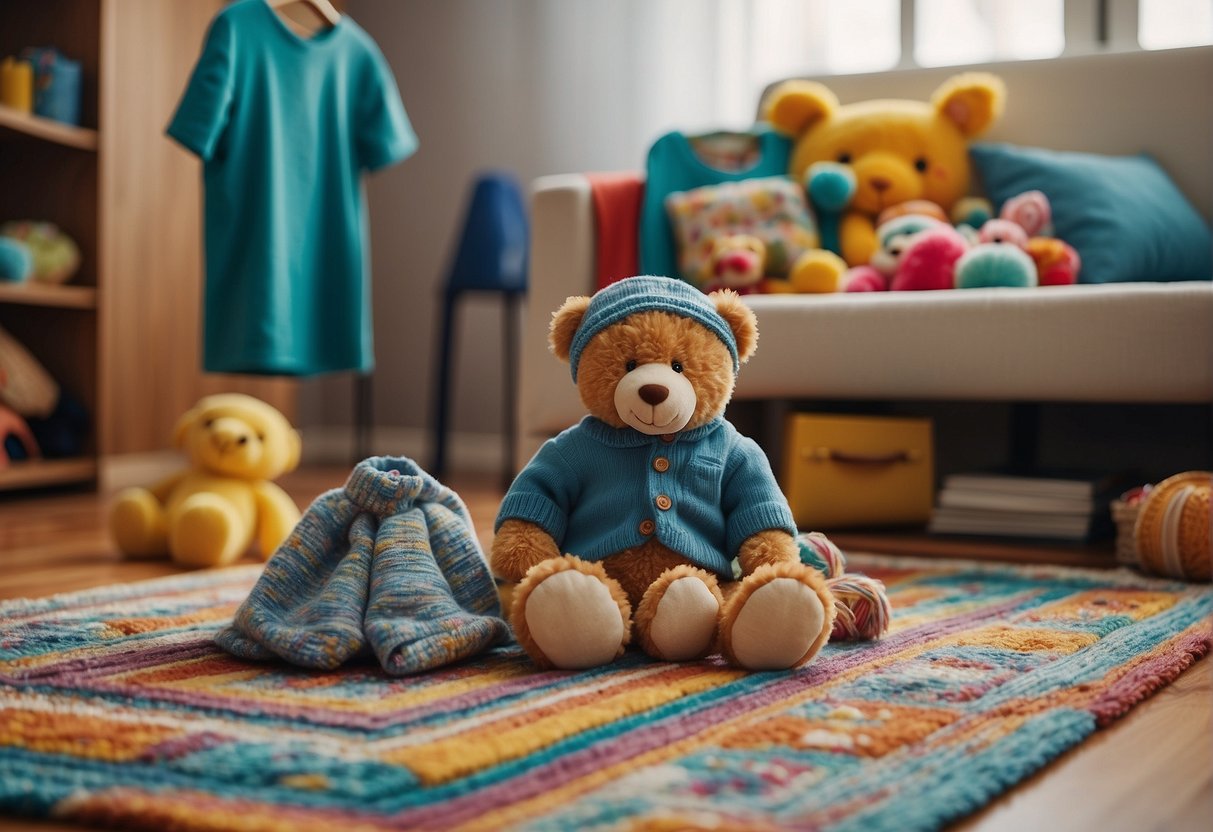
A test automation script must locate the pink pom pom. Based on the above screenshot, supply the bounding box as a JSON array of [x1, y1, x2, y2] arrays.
[[1000, 190, 1053, 237], [827, 574, 891, 641]]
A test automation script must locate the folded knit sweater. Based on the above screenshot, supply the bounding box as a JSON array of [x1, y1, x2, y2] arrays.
[[216, 456, 510, 674]]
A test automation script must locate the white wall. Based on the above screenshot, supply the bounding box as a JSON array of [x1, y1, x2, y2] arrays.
[[300, 0, 767, 453]]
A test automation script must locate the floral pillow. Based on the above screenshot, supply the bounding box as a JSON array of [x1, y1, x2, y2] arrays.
[[664, 176, 818, 286]]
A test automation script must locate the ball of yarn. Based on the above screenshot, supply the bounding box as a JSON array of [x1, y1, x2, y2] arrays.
[[0, 237, 32, 282], [1133, 471, 1211, 582], [797, 531, 846, 579], [827, 574, 891, 640]]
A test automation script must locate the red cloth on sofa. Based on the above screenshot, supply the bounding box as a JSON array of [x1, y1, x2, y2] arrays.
[[587, 172, 644, 290]]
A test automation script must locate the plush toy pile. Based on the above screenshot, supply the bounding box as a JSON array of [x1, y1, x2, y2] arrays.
[[493, 276, 889, 671], [660, 73, 1084, 295]]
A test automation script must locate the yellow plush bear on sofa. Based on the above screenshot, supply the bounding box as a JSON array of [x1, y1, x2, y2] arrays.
[[110, 394, 302, 568], [763, 72, 1005, 277]]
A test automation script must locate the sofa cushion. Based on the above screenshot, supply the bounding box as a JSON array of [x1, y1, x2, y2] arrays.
[[970, 143, 1213, 284]]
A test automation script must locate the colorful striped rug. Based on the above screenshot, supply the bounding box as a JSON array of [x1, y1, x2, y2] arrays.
[[1, 555, 1209, 831]]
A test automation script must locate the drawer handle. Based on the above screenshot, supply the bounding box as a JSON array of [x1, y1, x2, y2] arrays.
[[808, 448, 921, 465]]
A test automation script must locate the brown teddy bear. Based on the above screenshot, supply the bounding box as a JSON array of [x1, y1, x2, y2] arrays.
[[110, 393, 302, 568], [492, 276, 835, 670]]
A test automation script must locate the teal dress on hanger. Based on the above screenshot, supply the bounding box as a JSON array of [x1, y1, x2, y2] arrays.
[[168, 0, 417, 376], [639, 128, 792, 282]]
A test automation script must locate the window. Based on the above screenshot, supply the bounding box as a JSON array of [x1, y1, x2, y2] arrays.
[[915, 0, 1065, 67], [746, 0, 900, 80], [1139, 0, 1213, 49]]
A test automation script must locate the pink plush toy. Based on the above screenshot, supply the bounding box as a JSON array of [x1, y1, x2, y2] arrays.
[[1000, 190, 1053, 237], [889, 225, 969, 291], [977, 218, 1029, 248], [844, 213, 946, 292]]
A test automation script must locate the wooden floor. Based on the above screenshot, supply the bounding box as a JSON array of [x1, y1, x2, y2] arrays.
[[1, 465, 1209, 831]]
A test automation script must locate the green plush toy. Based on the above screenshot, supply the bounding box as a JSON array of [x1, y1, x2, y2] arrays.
[[0, 221, 80, 285]]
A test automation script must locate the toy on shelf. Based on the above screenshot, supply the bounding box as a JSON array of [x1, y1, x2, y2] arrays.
[[0, 403, 39, 468], [493, 276, 838, 671], [764, 72, 1005, 290], [20, 47, 82, 126], [0, 326, 90, 460], [0, 56, 34, 112], [109, 393, 302, 568], [0, 237, 33, 283], [0, 222, 81, 285]]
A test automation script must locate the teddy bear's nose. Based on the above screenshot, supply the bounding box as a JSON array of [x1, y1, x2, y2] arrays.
[[870, 176, 891, 192], [639, 384, 669, 406]]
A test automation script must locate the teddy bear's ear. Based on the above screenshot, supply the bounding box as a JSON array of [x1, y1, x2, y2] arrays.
[[932, 73, 1005, 136], [549, 295, 592, 362], [283, 429, 302, 474], [763, 80, 838, 136], [172, 407, 199, 449], [711, 290, 759, 363]]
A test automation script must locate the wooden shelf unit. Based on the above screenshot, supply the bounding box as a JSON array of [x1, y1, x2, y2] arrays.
[[0, 457, 97, 490], [0, 0, 294, 496], [0, 282, 97, 309], [0, 103, 99, 150]]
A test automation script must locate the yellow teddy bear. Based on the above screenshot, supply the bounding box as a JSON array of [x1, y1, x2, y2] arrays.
[[110, 394, 302, 568], [763, 73, 1005, 287]]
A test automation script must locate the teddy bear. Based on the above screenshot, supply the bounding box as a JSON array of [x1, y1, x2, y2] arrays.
[[110, 393, 302, 568], [491, 276, 835, 671], [763, 72, 1006, 286], [703, 234, 766, 295]]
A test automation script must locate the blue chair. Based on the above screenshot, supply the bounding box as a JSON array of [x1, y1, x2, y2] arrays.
[[431, 172, 528, 485]]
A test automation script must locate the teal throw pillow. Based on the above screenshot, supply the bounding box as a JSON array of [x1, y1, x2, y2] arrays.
[[970, 143, 1212, 283]]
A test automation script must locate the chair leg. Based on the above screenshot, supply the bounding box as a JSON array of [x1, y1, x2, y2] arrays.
[[353, 372, 373, 463], [432, 291, 459, 479], [502, 292, 521, 490]]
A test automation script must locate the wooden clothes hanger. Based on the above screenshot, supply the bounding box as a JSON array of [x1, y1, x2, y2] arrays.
[[266, 0, 341, 28]]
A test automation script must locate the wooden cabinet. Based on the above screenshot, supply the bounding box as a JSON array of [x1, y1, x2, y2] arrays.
[[0, 0, 294, 493]]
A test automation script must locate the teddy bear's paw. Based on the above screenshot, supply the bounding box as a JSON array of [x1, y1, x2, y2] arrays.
[[635, 566, 724, 662], [721, 562, 836, 671], [169, 494, 247, 568], [109, 488, 169, 559], [512, 556, 631, 670], [789, 250, 847, 293]]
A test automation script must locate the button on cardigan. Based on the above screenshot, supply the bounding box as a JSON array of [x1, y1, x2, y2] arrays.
[[495, 417, 797, 579]]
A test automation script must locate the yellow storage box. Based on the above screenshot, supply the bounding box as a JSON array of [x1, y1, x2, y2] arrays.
[[783, 413, 934, 529]]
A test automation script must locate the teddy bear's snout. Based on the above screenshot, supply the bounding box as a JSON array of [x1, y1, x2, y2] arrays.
[[639, 384, 669, 406], [207, 418, 255, 454], [614, 362, 697, 436]]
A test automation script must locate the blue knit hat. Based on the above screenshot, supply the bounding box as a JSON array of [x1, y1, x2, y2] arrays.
[[568, 276, 739, 381]]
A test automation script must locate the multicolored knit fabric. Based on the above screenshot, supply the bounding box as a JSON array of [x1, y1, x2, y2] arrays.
[[2, 555, 1209, 831], [215, 456, 510, 674]]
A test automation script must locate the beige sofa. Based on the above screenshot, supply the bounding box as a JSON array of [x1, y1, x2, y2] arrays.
[[517, 47, 1213, 468]]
